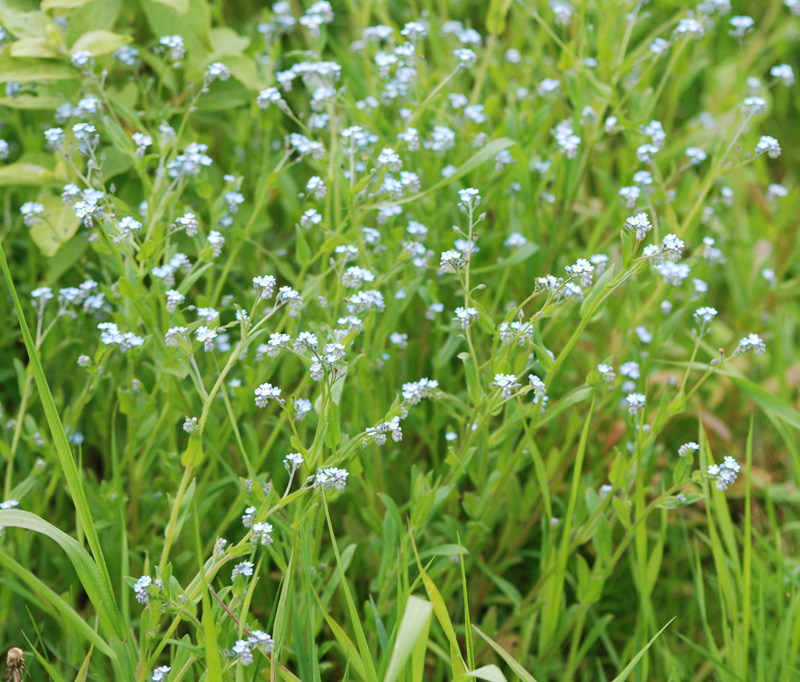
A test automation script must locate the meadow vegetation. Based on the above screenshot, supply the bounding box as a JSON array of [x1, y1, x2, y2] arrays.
[[0, 0, 799, 680]]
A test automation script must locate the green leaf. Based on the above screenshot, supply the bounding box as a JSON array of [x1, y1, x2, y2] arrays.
[[0, 242, 124, 642], [152, 0, 189, 13], [322, 497, 379, 682], [411, 537, 467, 677], [296, 224, 312, 265], [208, 26, 250, 56], [727, 374, 800, 431], [474, 557, 522, 607], [672, 455, 691, 485], [471, 626, 539, 682], [579, 263, 617, 320], [29, 195, 80, 257], [0, 550, 114, 657], [181, 436, 204, 466], [0, 94, 65, 109], [612, 498, 632, 531], [383, 596, 433, 682], [221, 55, 257, 89], [74, 642, 94, 682], [21, 634, 68, 682], [0, 8, 53, 38], [202, 589, 223, 680], [377, 493, 404, 534], [70, 29, 132, 56], [486, 0, 513, 35], [325, 402, 342, 448], [42, 0, 94, 8], [139, 0, 211, 54], [65, 0, 122, 39], [608, 453, 628, 488], [9, 37, 60, 58], [0, 510, 124, 642], [0, 161, 55, 186], [312, 587, 369, 681], [593, 516, 612, 563], [0, 55, 78, 82], [620, 229, 633, 268], [458, 352, 481, 404], [610, 618, 675, 681]]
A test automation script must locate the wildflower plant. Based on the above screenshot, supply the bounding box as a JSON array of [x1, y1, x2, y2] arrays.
[[0, 1, 797, 681]]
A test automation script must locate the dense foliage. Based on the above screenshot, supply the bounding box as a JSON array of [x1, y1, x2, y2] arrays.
[[1, 0, 799, 680]]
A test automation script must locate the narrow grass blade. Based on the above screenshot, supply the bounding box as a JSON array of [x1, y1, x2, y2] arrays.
[[202, 589, 223, 680], [322, 495, 379, 682], [0, 550, 114, 657], [0, 241, 121, 638], [0, 510, 124, 644], [410, 534, 467, 677], [21, 633, 68, 682], [312, 586, 368, 682], [609, 618, 675, 682], [471, 625, 540, 682], [670, 631, 745, 682], [73, 642, 94, 682]]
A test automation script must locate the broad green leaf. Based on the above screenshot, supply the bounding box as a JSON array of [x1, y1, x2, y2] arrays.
[[223, 55, 257, 89], [152, 0, 189, 13], [71, 29, 132, 55], [42, 0, 94, 8], [181, 436, 204, 466], [195, 80, 254, 111], [9, 37, 60, 58], [29, 195, 80, 257], [139, 0, 212, 54], [208, 26, 250, 56], [0, 55, 78, 82], [383, 596, 433, 682], [0, 8, 53, 38], [65, 0, 122, 39], [0, 94, 65, 108], [0, 161, 55, 186]]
